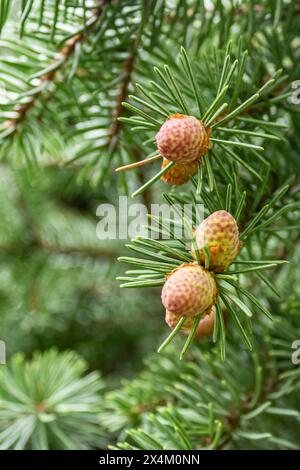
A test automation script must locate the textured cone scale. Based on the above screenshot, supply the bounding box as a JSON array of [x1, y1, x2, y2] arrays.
[[165, 310, 195, 331], [192, 210, 241, 272], [161, 264, 218, 317], [161, 157, 198, 185], [165, 306, 216, 338], [185, 306, 216, 338], [156, 114, 210, 163]]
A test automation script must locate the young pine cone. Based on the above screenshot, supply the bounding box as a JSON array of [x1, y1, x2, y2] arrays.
[[192, 210, 241, 272], [161, 157, 198, 185], [156, 114, 210, 164], [165, 306, 216, 338], [161, 264, 218, 318]]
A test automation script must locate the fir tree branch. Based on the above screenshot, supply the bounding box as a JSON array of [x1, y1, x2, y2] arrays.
[[3, 2, 108, 137]]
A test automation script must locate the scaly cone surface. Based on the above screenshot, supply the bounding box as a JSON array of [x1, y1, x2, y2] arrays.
[[156, 114, 210, 163]]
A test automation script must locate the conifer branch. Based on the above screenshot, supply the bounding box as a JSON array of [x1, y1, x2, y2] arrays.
[[216, 371, 280, 449]]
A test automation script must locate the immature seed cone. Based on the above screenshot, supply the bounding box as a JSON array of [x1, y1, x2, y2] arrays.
[[165, 306, 216, 338], [161, 157, 198, 185], [185, 306, 216, 338], [192, 210, 241, 272], [165, 310, 195, 331], [156, 114, 210, 163], [161, 264, 218, 318]]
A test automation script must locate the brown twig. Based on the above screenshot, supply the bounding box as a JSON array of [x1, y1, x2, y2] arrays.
[[0, 240, 119, 260], [214, 372, 280, 450], [4, 2, 108, 136]]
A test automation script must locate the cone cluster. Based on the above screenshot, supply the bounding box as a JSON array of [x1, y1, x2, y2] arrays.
[[161, 211, 241, 338]]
